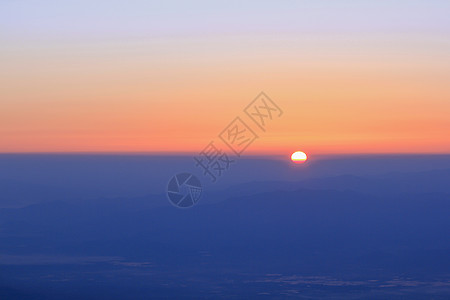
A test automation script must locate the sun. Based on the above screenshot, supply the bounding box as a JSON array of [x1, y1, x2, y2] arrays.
[[291, 151, 307, 163]]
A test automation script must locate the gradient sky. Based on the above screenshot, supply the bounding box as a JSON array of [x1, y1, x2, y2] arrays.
[[1, 0, 449, 154]]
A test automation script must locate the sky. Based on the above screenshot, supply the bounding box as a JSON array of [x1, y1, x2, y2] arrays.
[[1, 0, 449, 155]]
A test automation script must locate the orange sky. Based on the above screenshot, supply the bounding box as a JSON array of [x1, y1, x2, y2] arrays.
[[1, 2, 449, 155]]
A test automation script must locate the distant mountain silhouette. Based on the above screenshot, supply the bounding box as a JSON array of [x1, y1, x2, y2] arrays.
[[1, 155, 449, 299]]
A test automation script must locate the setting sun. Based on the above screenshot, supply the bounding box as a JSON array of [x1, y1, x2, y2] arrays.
[[291, 151, 308, 163]]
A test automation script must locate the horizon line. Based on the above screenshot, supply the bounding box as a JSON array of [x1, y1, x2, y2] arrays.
[[0, 151, 449, 157]]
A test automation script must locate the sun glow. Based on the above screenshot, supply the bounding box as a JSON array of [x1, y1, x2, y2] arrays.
[[291, 151, 307, 163]]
